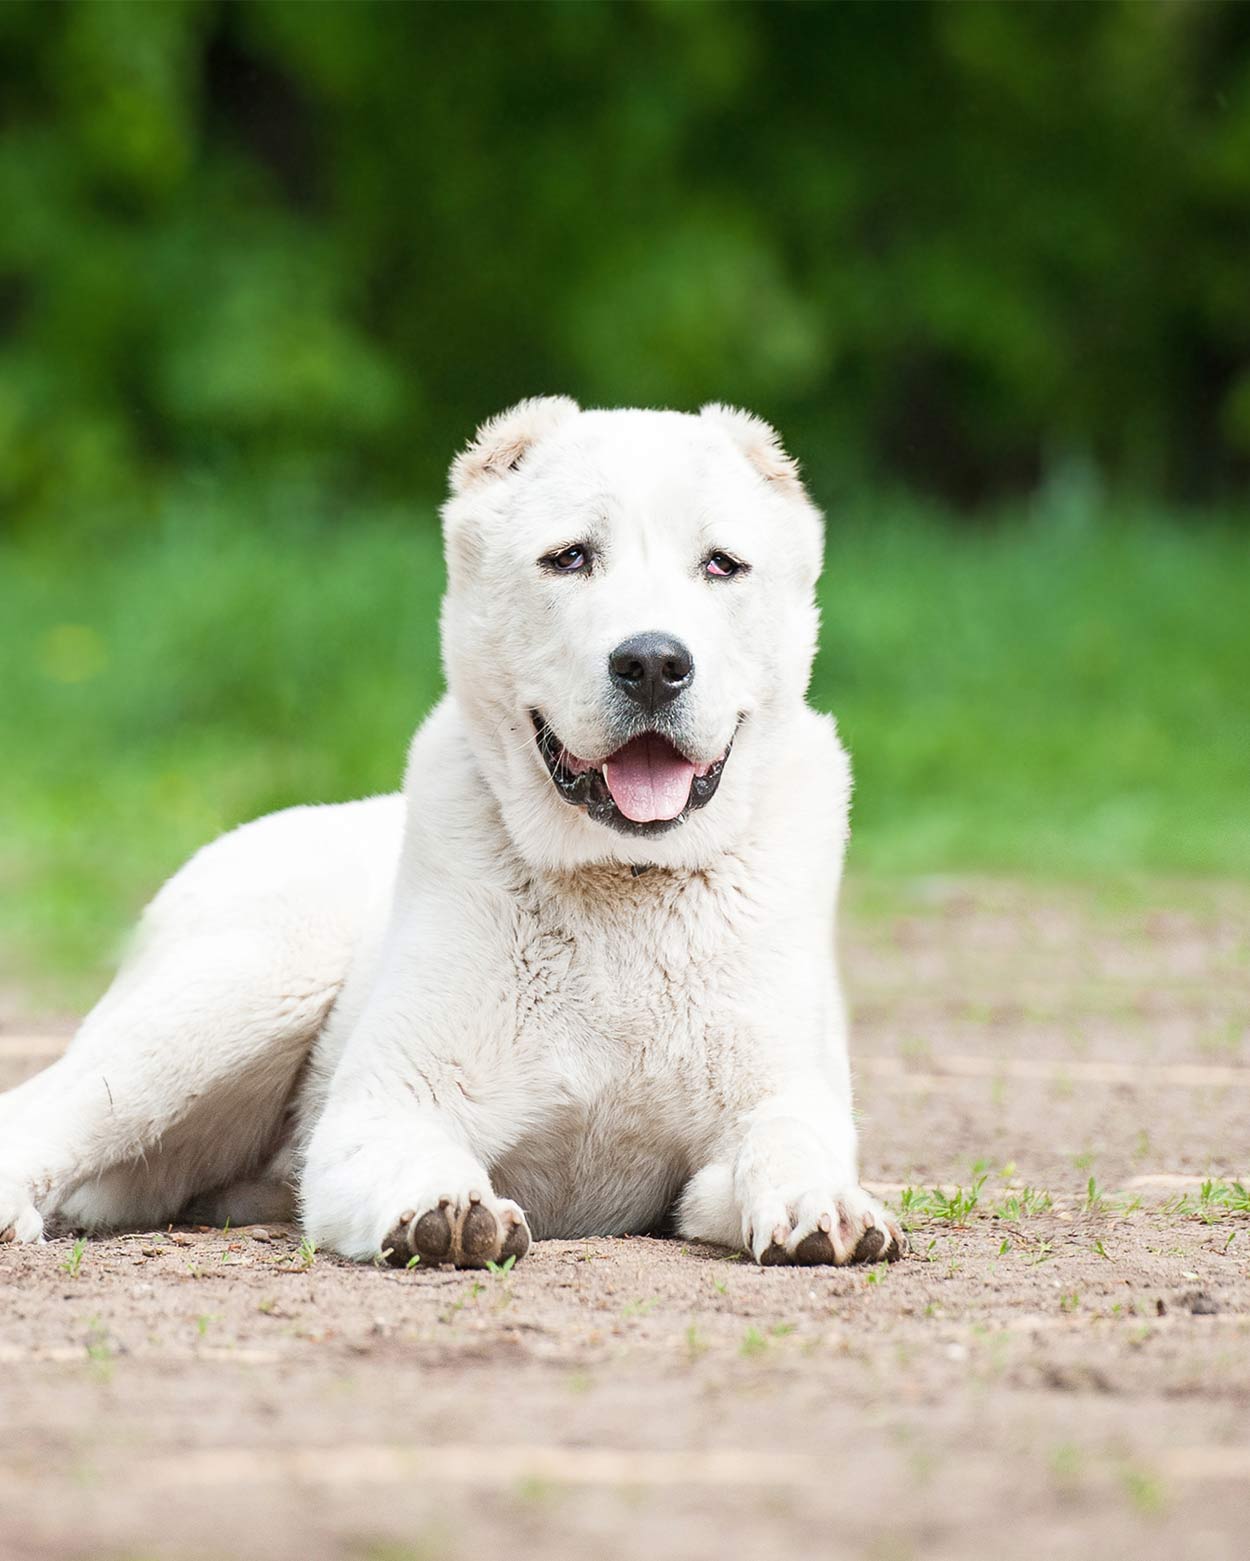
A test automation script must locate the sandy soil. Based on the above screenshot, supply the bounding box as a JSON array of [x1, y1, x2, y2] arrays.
[[1, 878, 1247, 1561]]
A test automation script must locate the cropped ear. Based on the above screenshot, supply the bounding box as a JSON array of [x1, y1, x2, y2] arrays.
[[450, 396, 580, 494], [699, 403, 806, 497]]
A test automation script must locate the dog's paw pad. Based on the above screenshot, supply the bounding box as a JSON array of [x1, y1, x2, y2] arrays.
[[383, 1193, 531, 1271], [461, 1201, 501, 1261], [412, 1204, 455, 1262], [853, 1225, 887, 1264], [500, 1213, 531, 1264], [745, 1186, 906, 1268], [793, 1228, 837, 1265]]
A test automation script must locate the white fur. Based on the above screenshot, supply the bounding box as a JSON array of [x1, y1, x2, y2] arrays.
[[0, 401, 903, 1268]]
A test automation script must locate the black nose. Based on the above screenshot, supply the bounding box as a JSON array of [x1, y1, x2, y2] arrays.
[[608, 632, 694, 710]]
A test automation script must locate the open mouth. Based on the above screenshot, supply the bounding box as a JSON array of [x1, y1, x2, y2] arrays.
[[531, 713, 733, 836]]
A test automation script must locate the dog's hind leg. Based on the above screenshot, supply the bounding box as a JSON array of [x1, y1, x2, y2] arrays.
[[0, 796, 402, 1241], [178, 1140, 301, 1229], [1, 930, 339, 1237], [65, 1136, 302, 1233]]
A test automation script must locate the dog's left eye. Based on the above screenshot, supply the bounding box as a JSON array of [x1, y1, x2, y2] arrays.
[[705, 551, 745, 579], [541, 544, 590, 573]]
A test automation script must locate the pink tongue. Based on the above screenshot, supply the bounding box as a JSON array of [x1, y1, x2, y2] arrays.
[[602, 734, 697, 823]]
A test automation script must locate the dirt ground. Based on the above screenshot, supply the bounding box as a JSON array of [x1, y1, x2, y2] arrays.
[[2, 877, 1248, 1561]]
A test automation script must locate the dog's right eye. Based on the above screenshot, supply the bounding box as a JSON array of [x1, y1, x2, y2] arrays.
[[541, 544, 591, 574]]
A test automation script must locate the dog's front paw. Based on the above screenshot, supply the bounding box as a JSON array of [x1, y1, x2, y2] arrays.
[[381, 1189, 531, 1270], [745, 1184, 905, 1267], [0, 1178, 44, 1244]]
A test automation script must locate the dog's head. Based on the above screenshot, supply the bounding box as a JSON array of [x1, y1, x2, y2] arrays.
[[440, 398, 825, 870]]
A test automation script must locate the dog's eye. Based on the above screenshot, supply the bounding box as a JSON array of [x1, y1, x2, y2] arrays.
[[542, 544, 590, 574], [705, 551, 745, 579]]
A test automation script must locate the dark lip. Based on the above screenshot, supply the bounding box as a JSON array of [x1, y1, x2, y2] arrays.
[[530, 711, 735, 837]]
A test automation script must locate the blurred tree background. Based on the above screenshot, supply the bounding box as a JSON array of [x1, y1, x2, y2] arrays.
[[1, 0, 1248, 1001], [6, 0, 1250, 526]]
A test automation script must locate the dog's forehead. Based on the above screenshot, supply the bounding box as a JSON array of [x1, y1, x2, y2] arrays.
[[530, 410, 745, 516]]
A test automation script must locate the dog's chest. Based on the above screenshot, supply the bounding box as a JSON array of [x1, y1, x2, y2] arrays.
[[491, 867, 765, 1235], [512, 864, 757, 1063]]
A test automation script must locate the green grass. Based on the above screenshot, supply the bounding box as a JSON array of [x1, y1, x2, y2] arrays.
[[2, 489, 1247, 1003], [820, 504, 1250, 881], [898, 1172, 989, 1228]]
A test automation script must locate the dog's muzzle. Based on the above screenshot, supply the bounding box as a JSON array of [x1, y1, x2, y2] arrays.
[[530, 712, 733, 837]]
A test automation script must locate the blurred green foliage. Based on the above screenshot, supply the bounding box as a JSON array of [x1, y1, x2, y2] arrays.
[[5, 0, 1250, 529]]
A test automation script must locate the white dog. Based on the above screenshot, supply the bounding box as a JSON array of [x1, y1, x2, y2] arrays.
[[0, 400, 904, 1270]]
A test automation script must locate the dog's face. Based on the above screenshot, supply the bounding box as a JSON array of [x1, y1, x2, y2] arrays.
[[441, 399, 825, 870]]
